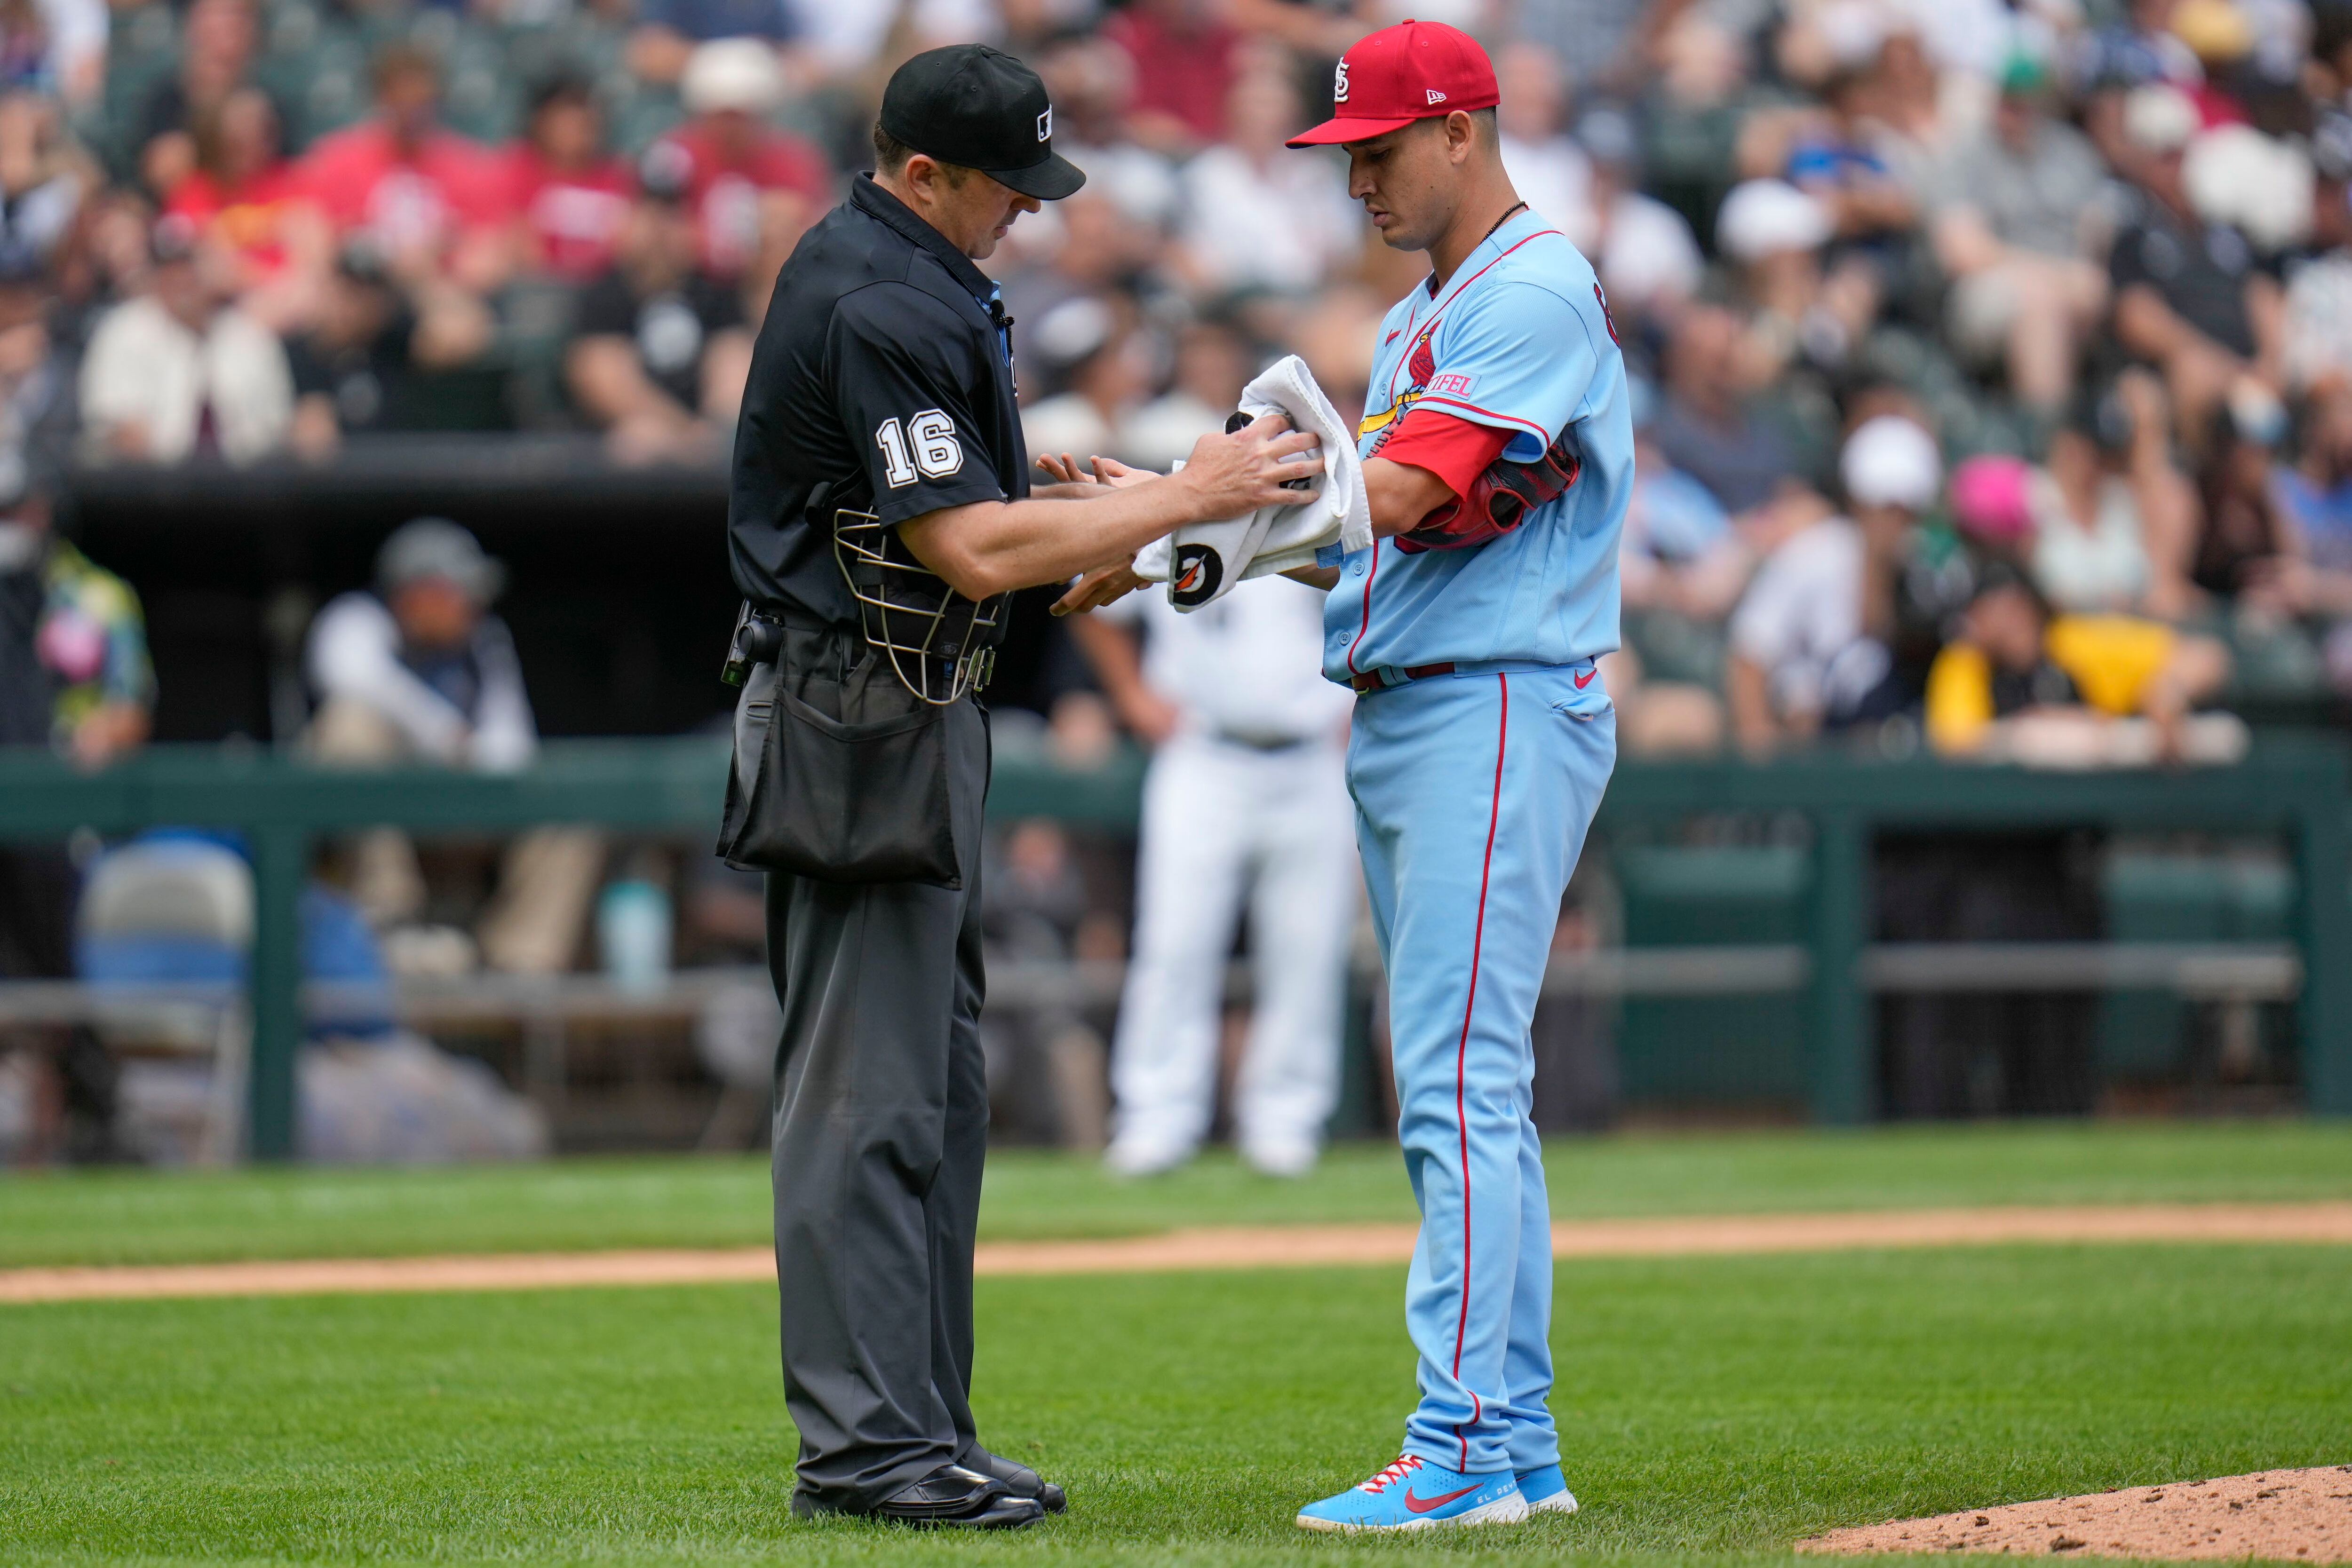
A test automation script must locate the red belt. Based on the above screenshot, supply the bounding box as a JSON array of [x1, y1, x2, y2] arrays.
[[1349, 661, 1456, 694]]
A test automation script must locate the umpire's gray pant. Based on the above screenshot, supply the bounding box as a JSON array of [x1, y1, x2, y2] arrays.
[[758, 673, 992, 1513]]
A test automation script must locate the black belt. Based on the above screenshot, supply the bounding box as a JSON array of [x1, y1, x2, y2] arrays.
[[1212, 728, 1318, 752], [1349, 661, 1456, 694]]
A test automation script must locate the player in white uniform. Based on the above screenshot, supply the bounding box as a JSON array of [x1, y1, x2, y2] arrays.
[[1069, 575, 1357, 1177]]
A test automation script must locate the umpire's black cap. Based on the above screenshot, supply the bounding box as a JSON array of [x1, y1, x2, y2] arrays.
[[879, 44, 1086, 201]]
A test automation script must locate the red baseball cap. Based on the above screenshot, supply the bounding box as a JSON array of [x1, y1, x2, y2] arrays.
[[1286, 20, 1500, 148]]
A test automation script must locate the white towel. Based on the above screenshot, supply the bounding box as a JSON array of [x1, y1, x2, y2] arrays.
[[1130, 355, 1371, 610]]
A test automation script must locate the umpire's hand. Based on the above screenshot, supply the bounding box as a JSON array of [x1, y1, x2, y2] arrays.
[[1179, 414, 1324, 518], [1042, 423, 1322, 616]]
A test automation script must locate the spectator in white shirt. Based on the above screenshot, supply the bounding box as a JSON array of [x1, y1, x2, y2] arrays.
[[1725, 491, 1884, 756], [1178, 66, 1361, 297], [1019, 295, 1154, 467], [792, 0, 998, 79], [308, 519, 536, 772], [1491, 60, 1702, 331], [1495, 42, 1596, 244], [79, 215, 292, 466], [306, 519, 601, 974], [1724, 416, 1943, 754], [22, 0, 105, 105], [1574, 104, 1706, 326], [1120, 317, 1255, 473], [1037, 36, 1183, 233]]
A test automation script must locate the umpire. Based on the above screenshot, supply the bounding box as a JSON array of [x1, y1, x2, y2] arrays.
[[722, 44, 1318, 1530]]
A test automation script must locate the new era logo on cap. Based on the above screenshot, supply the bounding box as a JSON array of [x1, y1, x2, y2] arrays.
[[1287, 20, 1498, 147]]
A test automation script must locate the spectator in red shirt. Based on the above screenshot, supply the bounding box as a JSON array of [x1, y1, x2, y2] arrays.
[[163, 86, 328, 330], [297, 44, 509, 291], [1099, 0, 1242, 154], [502, 74, 633, 283], [648, 40, 831, 297]]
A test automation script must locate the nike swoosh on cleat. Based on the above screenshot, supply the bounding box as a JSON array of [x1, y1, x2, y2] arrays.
[[1404, 1485, 1482, 1513]]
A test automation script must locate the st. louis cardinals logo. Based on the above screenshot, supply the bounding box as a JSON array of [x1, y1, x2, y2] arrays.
[[1357, 327, 1438, 453], [1333, 58, 1350, 103]]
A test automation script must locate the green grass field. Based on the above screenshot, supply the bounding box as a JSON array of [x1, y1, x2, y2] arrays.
[[5, 1120, 2352, 1268], [3, 1125, 2349, 1565]]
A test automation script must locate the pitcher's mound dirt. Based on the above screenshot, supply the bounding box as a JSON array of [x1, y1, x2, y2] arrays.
[[1801, 1467, 2352, 1561]]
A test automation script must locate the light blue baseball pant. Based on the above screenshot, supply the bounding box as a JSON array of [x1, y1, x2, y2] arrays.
[[1347, 660, 1616, 1476]]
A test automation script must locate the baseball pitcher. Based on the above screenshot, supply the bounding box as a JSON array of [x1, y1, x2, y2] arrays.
[[1282, 20, 1629, 1532], [1050, 18, 1629, 1529]]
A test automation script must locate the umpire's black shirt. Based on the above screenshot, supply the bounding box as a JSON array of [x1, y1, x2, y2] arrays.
[[728, 174, 1025, 628]]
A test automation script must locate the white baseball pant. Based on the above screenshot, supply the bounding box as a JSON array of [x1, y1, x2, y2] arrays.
[[1108, 731, 1358, 1168]]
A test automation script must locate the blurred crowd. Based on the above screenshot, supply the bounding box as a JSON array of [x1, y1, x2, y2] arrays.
[[981, 0, 2352, 756], [0, 0, 2336, 748], [12, 0, 2352, 1158]]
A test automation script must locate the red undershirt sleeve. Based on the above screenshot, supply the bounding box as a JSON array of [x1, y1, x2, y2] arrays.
[[1375, 405, 1514, 503]]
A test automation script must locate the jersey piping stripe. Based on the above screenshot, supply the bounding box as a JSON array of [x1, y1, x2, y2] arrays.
[[1430, 228, 1564, 316], [1379, 228, 1567, 413], [1450, 670, 1509, 1470], [1345, 537, 1381, 677], [1411, 394, 1550, 444]]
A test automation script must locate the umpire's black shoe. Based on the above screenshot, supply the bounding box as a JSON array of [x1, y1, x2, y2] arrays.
[[872, 1464, 1045, 1529], [962, 1446, 1068, 1513]]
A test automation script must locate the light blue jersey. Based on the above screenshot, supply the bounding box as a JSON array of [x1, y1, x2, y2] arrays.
[[1321, 208, 1632, 685], [1325, 205, 1628, 1482]]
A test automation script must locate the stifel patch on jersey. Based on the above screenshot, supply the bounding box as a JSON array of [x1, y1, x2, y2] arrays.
[[1430, 372, 1475, 396]]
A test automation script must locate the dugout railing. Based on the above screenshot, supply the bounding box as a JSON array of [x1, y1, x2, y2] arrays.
[[0, 734, 2345, 1158]]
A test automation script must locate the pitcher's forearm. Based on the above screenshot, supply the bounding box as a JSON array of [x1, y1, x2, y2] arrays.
[[1364, 455, 1456, 538]]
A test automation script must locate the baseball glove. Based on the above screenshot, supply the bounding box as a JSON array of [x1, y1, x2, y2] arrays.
[[1394, 427, 1581, 554]]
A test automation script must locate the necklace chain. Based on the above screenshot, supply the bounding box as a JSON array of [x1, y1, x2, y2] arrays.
[[1428, 201, 1531, 299], [1479, 200, 1528, 246]]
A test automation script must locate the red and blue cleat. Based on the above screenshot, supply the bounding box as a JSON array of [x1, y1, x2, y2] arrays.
[[1294, 1454, 1528, 1533], [1516, 1463, 1580, 1515]]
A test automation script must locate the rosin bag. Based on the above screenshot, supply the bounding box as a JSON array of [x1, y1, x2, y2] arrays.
[[717, 624, 978, 888]]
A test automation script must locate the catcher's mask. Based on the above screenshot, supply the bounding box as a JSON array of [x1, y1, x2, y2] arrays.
[[833, 508, 1007, 705]]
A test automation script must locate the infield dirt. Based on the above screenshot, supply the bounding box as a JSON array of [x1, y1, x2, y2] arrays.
[[4, 1200, 2350, 1303], [1802, 1467, 2352, 1561]]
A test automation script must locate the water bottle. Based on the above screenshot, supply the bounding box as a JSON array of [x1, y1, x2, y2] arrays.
[[597, 874, 672, 996]]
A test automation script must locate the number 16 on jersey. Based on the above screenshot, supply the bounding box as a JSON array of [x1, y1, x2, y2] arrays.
[[876, 411, 964, 488]]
